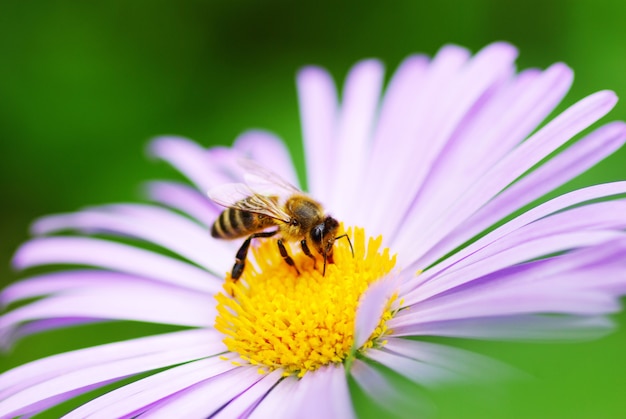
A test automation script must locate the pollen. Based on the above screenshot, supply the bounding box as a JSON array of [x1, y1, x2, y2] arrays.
[[214, 226, 397, 378]]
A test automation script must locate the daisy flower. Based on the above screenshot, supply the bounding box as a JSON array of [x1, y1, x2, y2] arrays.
[[2, 41, 626, 418]]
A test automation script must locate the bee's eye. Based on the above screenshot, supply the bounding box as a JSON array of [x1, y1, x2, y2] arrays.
[[312, 224, 324, 242]]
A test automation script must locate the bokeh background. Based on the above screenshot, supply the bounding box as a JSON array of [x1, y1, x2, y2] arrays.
[[1, 0, 626, 417]]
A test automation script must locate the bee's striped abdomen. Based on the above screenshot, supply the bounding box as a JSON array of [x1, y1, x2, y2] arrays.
[[211, 208, 261, 239]]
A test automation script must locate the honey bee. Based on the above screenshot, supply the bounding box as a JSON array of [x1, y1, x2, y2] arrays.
[[208, 160, 353, 281]]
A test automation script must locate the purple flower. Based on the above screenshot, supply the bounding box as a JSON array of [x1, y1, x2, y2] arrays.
[[2, 42, 626, 418]]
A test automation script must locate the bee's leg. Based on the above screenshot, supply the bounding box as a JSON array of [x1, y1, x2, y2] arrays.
[[232, 230, 277, 281], [300, 239, 316, 269], [277, 239, 300, 275]]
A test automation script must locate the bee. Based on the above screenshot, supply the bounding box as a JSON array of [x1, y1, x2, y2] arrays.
[[208, 160, 353, 281]]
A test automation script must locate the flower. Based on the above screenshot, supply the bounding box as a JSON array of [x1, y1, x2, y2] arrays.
[[2, 41, 626, 418]]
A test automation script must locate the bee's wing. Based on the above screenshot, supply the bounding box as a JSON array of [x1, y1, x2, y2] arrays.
[[238, 158, 302, 197], [207, 182, 253, 208], [207, 182, 292, 223]]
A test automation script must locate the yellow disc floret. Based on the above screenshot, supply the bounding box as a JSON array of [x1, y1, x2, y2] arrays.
[[214, 226, 397, 378]]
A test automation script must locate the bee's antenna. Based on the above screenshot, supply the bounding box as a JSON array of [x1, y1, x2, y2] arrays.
[[334, 234, 354, 258], [323, 253, 327, 276]]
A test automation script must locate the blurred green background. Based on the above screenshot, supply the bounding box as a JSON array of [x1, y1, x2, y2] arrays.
[[1, 0, 626, 417]]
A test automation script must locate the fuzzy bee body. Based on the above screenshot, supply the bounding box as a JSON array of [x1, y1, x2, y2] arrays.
[[208, 161, 352, 281], [211, 197, 277, 239]]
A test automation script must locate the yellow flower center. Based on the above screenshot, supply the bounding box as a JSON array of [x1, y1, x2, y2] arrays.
[[214, 227, 397, 377]]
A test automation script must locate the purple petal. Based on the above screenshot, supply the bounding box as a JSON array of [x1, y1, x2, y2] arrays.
[[0, 330, 224, 417], [359, 43, 518, 239], [328, 59, 384, 217], [354, 277, 397, 349], [393, 240, 626, 331], [142, 366, 264, 419], [349, 52, 431, 227], [390, 315, 615, 341], [297, 66, 338, 201], [418, 121, 626, 268], [404, 230, 624, 305], [145, 181, 220, 228], [394, 90, 618, 262], [30, 204, 232, 275], [12, 237, 220, 292], [1, 277, 214, 341], [248, 375, 301, 419], [366, 346, 515, 389], [149, 136, 216, 192], [212, 370, 283, 419], [379, 338, 523, 383], [284, 365, 354, 419], [350, 359, 436, 417], [63, 357, 242, 419], [233, 130, 300, 187], [404, 184, 626, 297], [1, 270, 213, 307], [353, 44, 471, 237], [394, 63, 573, 250]]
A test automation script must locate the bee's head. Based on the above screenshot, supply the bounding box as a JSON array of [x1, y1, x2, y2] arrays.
[[310, 216, 339, 259]]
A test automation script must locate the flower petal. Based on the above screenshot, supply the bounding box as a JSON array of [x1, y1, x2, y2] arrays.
[[297, 66, 338, 200], [212, 370, 283, 419], [407, 183, 626, 293], [418, 121, 626, 267], [390, 314, 615, 341], [354, 277, 397, 349], [394, 63, 574, 247], [142, 365, 265, 419], [0, 330, 224, 418], [233, 130, 300, 187], [12, 237, 219, 292], [393, 239, 626, 334], [1, 277, 214, 340], [329, 59, 384, 216], [394, 89, 618, 261], [145, 180, 219, 228], [248, 375, 300, 419], [350, 359, 435, 417], [31, 204, 232, 275], [354, 44, 471, 235], [288, 365, 354, 419], [64, 356, 244, 419], [149, 136, 216, 192], [378, 338, 523, 383]]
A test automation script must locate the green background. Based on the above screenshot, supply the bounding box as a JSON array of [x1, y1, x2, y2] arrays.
[[1, 0, 626, 417]]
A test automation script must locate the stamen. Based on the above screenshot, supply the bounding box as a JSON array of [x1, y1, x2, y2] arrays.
[[214, 227, 397, 377]]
